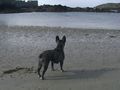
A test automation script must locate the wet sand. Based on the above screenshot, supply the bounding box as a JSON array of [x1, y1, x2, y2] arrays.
[[0, 26, 120, 90]]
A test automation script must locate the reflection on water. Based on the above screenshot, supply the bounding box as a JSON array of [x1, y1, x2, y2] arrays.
[[0, 12, 120, 29]]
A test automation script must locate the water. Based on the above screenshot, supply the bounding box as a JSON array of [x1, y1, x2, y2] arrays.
[[0, 12, 120, 29]]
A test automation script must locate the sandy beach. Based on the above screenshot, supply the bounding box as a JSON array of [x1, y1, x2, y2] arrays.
[[0, 26, 120, 90]]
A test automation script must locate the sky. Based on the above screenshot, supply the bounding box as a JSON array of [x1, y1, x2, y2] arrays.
[[26, 0, 120, 7]]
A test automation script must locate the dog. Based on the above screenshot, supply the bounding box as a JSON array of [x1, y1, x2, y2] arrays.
[[37, 35, 66, 80]]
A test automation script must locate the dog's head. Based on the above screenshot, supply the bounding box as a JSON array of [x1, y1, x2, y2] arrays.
[[56, 35, 66, 50]]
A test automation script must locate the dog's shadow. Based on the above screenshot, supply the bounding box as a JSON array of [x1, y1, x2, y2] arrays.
[[48, 68, 119, 80]]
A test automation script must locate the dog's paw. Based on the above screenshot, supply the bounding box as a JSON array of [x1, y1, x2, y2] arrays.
[[60, 70, 65, 72], [40, 77, 45, 80], [40, 77, 42, 80], [38, 75, 41, 78]]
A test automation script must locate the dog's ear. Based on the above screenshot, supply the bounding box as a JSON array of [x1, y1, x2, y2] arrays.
[[56, 36, 60, 42], [62, 35, 66, 43]]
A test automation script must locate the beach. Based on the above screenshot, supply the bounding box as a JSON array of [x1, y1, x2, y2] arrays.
[[0, 26, 120, 90]]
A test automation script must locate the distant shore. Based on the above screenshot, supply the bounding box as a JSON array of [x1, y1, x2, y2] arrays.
[[0, 3, 120, 14]]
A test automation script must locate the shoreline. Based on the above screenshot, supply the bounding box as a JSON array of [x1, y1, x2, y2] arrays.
[[1, 25, 120, 31]]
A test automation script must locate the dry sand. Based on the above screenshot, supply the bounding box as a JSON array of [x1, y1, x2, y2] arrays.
[[0, 26, 120, 90]]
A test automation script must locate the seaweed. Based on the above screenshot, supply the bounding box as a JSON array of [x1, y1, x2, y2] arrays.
[[3, 67, 25, 74]]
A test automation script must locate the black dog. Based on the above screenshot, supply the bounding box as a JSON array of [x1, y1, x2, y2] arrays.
[[38, 36, 66, 80]]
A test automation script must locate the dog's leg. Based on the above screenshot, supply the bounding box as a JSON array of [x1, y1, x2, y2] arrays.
[[38, 60, 42, 77], [51, 62, 55, 71], [60, 61, 64, 72], [41, 61, 50, 80]]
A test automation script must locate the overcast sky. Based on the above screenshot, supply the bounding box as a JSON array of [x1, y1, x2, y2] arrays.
[[33, 0, 120, 7]]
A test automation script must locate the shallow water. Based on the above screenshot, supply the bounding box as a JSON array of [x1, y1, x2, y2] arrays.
[[0, 12, 120, 29]]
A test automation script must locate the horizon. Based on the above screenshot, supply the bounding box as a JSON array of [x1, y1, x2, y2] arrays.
[[33, 0, 120, 7]]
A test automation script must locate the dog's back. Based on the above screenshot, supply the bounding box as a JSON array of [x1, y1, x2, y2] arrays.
[[39, 48, 64, 63]]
